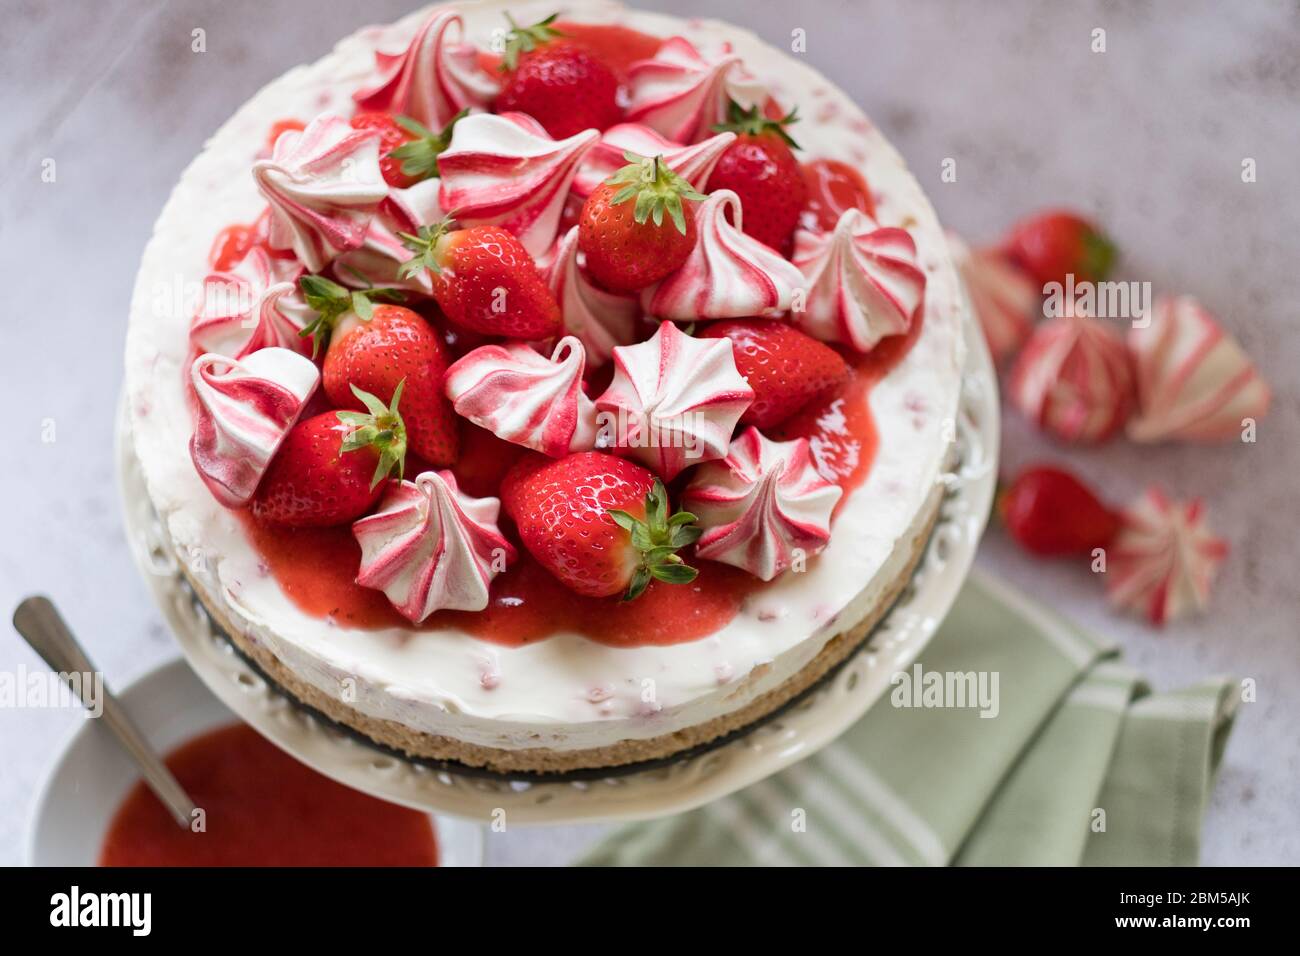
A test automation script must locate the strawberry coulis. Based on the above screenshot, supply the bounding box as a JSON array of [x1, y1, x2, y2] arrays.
[[99, 723, 437, 866], [800, 158, 877, 229], [236, 318, 920, 646]]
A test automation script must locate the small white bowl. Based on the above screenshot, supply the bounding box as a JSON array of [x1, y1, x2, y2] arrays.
[[25, 656, 483, 866]]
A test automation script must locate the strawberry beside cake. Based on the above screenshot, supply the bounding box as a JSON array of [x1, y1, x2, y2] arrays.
[[125, 0, 967, 773]]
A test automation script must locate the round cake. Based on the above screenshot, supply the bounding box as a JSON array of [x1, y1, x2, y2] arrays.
[[124, 0, 967, 774]]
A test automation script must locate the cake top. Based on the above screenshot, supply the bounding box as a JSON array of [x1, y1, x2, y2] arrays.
[[138, 2, 957, 651]]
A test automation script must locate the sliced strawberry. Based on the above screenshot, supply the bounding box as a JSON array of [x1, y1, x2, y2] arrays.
[[578, 153, 705, 293], [705, 100, 807, 256], [399, 220, 561, 340], [251, 387, 407, 527], [998, 464, 1121, 556], [501, 452, 701, 599], [1003, 210, 1117, 288], [698, 320, 850, 429]]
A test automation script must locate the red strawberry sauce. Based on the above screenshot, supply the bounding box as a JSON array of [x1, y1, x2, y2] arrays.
[[237, 316, 920, 647], [800, 158, 877, 229], [99, 723, 437, 867]]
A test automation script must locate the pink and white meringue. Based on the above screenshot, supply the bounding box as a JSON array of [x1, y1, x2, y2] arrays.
[[253, 113, 387, 272], [538, 226, 637, 364], [332, 179, 445, 293], [1009, 306, 1134, 443], [626, 36, 766, 144], [641, 190, 805, 321], [437, 112, 599, 257], [189, 347, 320, 508], [353, 470, 515, 623], [444, 336, 599, 458], [683, 427, 841, 581], [352, 9, 499, 129], [595, 319, 753, 479], [190, 247, 311, 359], [1127, 295, 1271, 443], [1106, 487, 1228, 626], [791, 208, 927, 353], [946, 230, 1039, 364], [571, 123, 736, 198]]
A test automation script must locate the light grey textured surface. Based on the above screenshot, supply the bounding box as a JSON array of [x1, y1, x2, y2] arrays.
[[1, 0, 1296, 866]]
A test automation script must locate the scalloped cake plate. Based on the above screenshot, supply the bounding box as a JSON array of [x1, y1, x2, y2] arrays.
[[114, 306, 997, 826]]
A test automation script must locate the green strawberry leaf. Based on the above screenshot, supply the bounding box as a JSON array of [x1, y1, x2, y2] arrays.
[[389, 109, 468, 182], [607, 479, 702, 601], [336, 380, 407, 489], [398, 219, 455, 279], [711, 98, 802, 151], [604, 153, 707, 236], [500, 12, 566, 72]]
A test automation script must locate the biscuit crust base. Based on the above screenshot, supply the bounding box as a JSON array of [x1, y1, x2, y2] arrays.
[[184, 493, 941, 775]]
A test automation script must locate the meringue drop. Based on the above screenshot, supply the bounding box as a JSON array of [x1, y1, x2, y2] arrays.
[[437, 112, 599, 257], [1009, 305, 1134, 444], [352, 9, 499, 128], [190, 246, 312, 359], [189, 348, 320, 507], [791, 208, 927, 353], [683, 427, 841, 581], [444, 336, 599, 458], [353, 470, 515, 623], [946, 230, 1038, 364], [332, 179, 445, 293], [1127, 295, 1271, 443], [571, 124, 736, 198], [538, 226, 637, 365], [1106, 487, 1228, 626], [641, 190, 805, 321], [626, 36, 766, 144], [595, 319, 753, 480], [253, 113, 387, 272]]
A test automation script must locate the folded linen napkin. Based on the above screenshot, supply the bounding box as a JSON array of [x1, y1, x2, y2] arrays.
[[579, 570, 1238, 866]]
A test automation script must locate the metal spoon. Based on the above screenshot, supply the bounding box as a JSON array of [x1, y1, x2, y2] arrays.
[[12, 595, 197, 829]]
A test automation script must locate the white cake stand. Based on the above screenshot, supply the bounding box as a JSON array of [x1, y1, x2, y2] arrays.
[[116, 313, 998, 825]]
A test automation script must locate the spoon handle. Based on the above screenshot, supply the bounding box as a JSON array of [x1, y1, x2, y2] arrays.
[[12, 596, 197, 829]]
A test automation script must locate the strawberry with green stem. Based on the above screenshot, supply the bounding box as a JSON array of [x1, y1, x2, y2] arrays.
[[252, 383, 407, 527], [298, 274, 458, 466], [398, 219, 562, 340], [705, 99, 807, 255], [501, 452, 701, 600], [578, 152, 707, 294]]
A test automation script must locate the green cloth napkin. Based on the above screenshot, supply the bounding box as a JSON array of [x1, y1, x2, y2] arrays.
[[579, 570, 1238, 867]]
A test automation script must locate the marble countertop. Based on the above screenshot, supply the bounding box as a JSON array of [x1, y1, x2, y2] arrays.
[[1, 0, 1296, 866]]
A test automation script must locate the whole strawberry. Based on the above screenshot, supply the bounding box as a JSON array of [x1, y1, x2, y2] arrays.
[[252, 386, 407, 527], [399, 220, 561, 340], [704, 100, 807, 255], [1003, 210, 1117, 288], [351, 109, 465, 187], [501, 452, 701, 599], [298, 278, 457, 466], [998, 464, 1121, 556], [578, 153, 706, 293], [698, 320, 849, 429], [492, 14, 620, 139]]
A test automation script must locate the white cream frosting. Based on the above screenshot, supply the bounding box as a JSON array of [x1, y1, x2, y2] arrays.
[[572, 124, 736, 198], [253, 112, 388, 272], [188, 347, 320, 508], [792, 208, 927, 353], [641, 189, 805, 321], [352, 8, 499, 128], [684, 428, 842, 581], [354, 470, 515, 623], [595, 319, 753, 480], [190, 246, 312, 359], [444, 336, 598, 458], [626, 35, 766, 144], [124, 0, 966, 755], [537, 225, 637, 365], [437, 111, 599, 257]]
